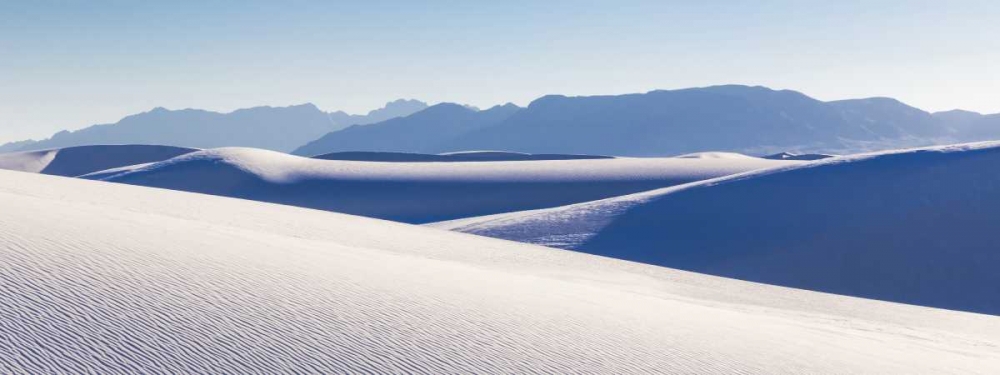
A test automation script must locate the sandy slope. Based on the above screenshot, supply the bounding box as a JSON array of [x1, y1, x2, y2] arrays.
[[83, 147, 796, 223], [314, 150, 612, 162], [762, 151, 838, 160], [433, 141, 1000, 314], [0, 144, 196, 177], [1, 169, 998, 373]]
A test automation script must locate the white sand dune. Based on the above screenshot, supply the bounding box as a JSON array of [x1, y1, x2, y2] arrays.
[[433, 141, 1000, 314], [1, 169, 998, 373], [314, 150, 613, 162], [674, 151, 763, 159], [83, 147, 796, 223], [762, 151, 838, 160], [0, 144, 196, 177]]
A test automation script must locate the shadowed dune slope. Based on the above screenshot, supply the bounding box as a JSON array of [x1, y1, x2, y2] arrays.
[[435, 142, 1000, 314], [0, 144, 197, 177], [85, 148, 796, 223]]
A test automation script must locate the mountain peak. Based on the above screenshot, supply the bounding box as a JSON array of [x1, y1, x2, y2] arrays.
[[488, 102, 520, 110], [381, 98, 426, 109], [526, 95, 569, 108], [367, 99, 428, 116], [831, 96, 905, 105], [934, 109, 983, 117]]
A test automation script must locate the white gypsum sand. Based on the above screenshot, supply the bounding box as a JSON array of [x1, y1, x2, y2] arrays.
[[0, 168, 998, 373]]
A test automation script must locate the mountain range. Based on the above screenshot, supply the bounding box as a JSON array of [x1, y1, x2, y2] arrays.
[[0, 99, 427, 153], [293, 103, 521, 156], [5, 86, 1000, 157], [295, 85, 1000, 156]]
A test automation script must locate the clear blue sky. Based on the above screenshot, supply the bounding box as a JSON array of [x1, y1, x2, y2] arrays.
[[1, 0, 998, 143]]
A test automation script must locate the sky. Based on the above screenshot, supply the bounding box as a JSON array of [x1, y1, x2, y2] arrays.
[[1, 0, 998, 143]]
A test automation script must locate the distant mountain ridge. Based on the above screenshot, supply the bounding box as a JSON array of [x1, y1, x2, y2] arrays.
[[0, 100, 428, 153], [6, 86, 1000, 157], [293, 103, 521, 156], [934, 111, 1000, 142], [327, 99, 428, 128], [296, 86, 1000, 157]]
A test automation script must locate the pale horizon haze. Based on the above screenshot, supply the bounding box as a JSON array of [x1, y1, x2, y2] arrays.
[[1, 0, 998, 143]]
